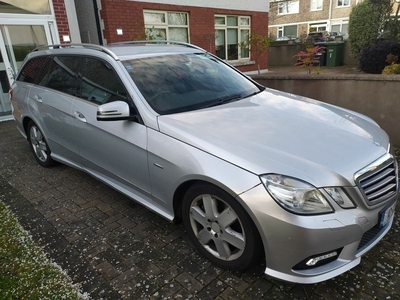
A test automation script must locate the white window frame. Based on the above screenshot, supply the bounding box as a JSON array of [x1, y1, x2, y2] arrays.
[[278, 26, 283, 38], [278, 0, 299, 15], [214, 15, 251, 62], [330, 22, 349, 39], [311, 0, 323, 11], [337, 0, 350, 8], [309, 23, 327, 32], [143, 10, 190, 43]]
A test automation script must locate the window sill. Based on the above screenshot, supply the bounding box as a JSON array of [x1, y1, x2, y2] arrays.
[[229, 60, 255, 67], [277, 12, 299, 15]]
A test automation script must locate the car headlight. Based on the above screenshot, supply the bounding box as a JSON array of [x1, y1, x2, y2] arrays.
[[324, 187, 356, 209], [260, 174, 333, 215]]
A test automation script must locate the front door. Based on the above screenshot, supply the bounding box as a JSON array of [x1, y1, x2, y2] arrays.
[[72, 57, 152, 195], [0, 23, 53, 119]]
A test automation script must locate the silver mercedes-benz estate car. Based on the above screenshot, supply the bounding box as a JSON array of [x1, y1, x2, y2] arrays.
[[10, 41, 398, 284]]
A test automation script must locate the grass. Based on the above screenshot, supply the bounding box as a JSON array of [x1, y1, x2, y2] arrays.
[[0, 200, 88, 300]]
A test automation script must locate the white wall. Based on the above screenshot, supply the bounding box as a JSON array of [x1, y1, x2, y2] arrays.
[[128, 0, 269, 12]]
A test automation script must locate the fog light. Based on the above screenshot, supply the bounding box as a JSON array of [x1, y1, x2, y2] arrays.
[[306, 251, 338, 266]]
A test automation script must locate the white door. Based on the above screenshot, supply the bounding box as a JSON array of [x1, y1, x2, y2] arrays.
[[0, 23, 53, 118]]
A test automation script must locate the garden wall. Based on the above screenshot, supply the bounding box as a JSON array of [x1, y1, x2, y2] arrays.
[[251, 73, 400, 147], [268, 41, 358, 66]]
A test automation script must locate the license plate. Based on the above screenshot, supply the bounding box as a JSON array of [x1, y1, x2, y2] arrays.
[[379, 202, 396, 229]]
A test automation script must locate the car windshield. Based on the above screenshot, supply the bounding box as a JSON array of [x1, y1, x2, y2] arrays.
[[122, 52, 262, 114]]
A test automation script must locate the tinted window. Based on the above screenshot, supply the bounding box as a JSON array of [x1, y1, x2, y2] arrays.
[[79, 58, 127, 105], [45, 56, 79, 96], [17, 56, 50, 84]]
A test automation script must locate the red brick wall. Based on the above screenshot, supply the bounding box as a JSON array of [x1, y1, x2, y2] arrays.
[[100, 0, 269, 71], [52, 0, 70, 44]]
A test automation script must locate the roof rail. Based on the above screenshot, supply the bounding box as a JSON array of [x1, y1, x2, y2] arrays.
[[109, 40, 206, 52], [31, 43, 119, 60]]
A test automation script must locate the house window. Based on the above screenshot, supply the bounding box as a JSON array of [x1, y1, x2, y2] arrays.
[[277, 25, 298, 39], [215, 15, 250, 61], [278, 27, 284, 38], [342, 23, 349, 39], [331, 24, 341, 33], [143, 10, 189, 42], [311, 0, 323, 11], [331, 23, 349, 39], [310, 23, 327, 32], [278, 1, 299, 15], [337, 0, 350, 7], [284, 25, 298, 38], [0, 0, 51, 14]]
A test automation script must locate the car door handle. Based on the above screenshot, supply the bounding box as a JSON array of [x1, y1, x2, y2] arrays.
[[33, 94, 42, 103], [74, 111, 87, 123]]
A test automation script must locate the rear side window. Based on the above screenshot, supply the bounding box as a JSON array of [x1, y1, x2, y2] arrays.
[[44, 56, 80, 97], [17, 56, 50, 84], [79, 57, 127, 105]]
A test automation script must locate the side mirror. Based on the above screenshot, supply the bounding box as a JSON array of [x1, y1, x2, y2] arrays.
[[97, 101, 135, 121]]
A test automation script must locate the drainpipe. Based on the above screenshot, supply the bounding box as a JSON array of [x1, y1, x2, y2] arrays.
[[328, 0, 333, 31], [93, 0, 104, 45]]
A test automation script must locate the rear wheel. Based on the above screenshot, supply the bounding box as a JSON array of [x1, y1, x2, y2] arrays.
[[27, 121, 55, 167], [182, 183, 262, 271]]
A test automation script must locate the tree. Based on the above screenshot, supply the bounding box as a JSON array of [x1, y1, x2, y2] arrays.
[[348, 1, 384, 59], [239, 34, 271, 74], [382, 0, 400, 41], [293, 45, 326, 74]]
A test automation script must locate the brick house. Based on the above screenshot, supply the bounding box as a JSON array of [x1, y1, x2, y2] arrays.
[[268, 0, 364, 40], [92, 0, 269, 73]]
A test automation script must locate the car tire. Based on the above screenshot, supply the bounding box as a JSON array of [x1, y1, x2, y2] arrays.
[[182, 182, 262, 271], [27, 121, 55, 167]]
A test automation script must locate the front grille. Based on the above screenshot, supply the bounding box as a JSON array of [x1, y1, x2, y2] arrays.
[[357, 157, 398, 206]]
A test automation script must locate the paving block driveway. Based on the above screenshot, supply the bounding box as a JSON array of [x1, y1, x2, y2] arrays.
[[0, 120, 399, 300]]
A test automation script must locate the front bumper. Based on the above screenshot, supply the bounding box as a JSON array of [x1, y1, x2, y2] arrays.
[[239, 184, 398, 284]]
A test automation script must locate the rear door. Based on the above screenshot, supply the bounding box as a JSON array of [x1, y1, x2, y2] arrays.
[[12, 56, 49, 128], [27, 55, 82, 165]]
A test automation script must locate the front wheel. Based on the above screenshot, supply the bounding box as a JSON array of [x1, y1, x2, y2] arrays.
[[182, 183, 262, 271], [27, 121, 55, 167]]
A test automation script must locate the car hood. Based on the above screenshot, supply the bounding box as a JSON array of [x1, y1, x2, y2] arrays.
[[157, 88, 389, 187]]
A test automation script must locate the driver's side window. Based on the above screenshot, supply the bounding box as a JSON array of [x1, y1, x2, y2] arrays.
[[79, 57, 128, 105]]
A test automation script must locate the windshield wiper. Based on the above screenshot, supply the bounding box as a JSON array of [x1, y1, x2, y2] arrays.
[[199, 93, 242, 109]]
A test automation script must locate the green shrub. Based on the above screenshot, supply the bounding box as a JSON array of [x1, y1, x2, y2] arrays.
[[382, 54, 400, 74], [349, 1, 380, 58], [348, 0, 388, 59], [382, 63, 400, 74], [359, 40, 400, 74]]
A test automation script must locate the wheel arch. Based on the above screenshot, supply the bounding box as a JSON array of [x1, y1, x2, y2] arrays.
[[22, 116, 33, 136], [172, 179, 206, 223], [172, 176, 250, 223]]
